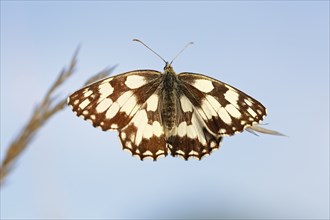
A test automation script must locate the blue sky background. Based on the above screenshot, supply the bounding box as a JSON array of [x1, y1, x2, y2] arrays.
[[1, 1, 329, 219]]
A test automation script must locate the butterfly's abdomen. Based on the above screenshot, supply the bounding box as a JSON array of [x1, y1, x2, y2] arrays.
[[161, 71, 178, 136], [162, 90, 176, 130]]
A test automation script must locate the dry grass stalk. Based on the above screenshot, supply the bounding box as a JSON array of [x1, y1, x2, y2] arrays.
[[0, 48, 115, 186]]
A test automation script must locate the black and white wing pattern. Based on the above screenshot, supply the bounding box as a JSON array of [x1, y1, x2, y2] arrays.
[[68, 70, 168, 160], [165, 72, 266, 160], [177, 73, 266, 136], [68, 63, 272, 161]]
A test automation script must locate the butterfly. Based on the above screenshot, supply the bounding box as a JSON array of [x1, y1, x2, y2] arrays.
[[67, 39, 282, 161]]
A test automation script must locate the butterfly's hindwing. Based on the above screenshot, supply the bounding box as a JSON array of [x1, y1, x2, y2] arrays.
[[119, 88, 168, 160], [167, 96, 223, 160]]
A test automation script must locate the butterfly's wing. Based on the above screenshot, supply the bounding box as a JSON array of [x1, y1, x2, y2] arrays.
[[68, 68, 270, 161], [68, 70, 162, 130], [166, 98, 223, 160], [178, 72, 267, 136], [118, 87, 169, 160], [68, 70, 168, 160], [164, 72, 267, 160]]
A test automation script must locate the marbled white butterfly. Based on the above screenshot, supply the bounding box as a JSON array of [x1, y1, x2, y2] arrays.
[[67, 39, 282, 161]]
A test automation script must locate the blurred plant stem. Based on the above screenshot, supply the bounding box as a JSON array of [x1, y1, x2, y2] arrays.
[[0, 47, 115, 186]]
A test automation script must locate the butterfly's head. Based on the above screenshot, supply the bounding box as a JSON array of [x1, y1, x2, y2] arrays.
[[164, 62, 178, 76], [164, 62, 174, 72]]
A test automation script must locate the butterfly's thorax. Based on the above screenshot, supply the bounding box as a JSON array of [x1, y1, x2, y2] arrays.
[[161, 64, 179, 137]]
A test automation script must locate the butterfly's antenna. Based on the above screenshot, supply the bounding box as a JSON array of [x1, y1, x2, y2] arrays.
[[169, 42, 194, 65], [133, 39, 167, 64]]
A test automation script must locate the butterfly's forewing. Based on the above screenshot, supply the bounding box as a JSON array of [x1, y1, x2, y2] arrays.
[[178, 72, 267, 136], [68, 70, 172, 160], [68, 70, 162, 130]]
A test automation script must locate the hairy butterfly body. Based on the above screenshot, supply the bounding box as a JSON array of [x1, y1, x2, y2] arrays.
[[68, 40, 282, 161]]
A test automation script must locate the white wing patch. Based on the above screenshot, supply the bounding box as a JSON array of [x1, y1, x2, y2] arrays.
[[152, 121, 163, 137], [247, 107, 258, 118], [96, 98, 113, 113], [117, 91, 134, 106], [191, 111, 207, 146], [146, 94, 159, 111], [78, 99, 91, 110], [98, 81, 114, 100], [205, 95, 221, 111], [106, 102, 120, 119], [225, 104, 242, 118], [134, 110, 149, 145], [180, 95, 193, 112], [120, 94, 138, 115], [177, 121, 187, 137], [125, 75, 147, 89], [192, 79, 214, 93], [224, 89, 239, 105], [218, 107, 232, 125]]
